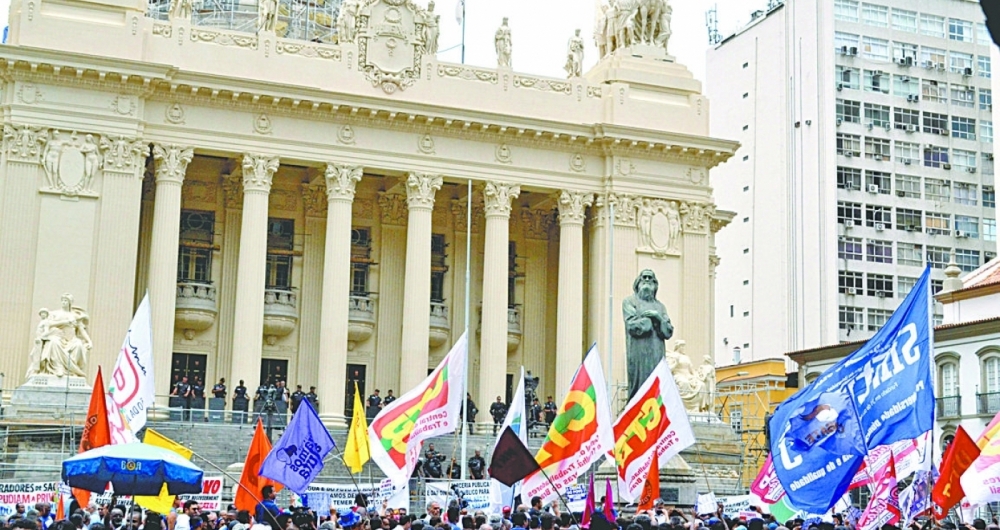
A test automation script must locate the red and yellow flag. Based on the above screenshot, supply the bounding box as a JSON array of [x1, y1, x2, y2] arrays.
[[74, 368, 112, 507], [637, 451, 660, 512], [520, 346, 614, 504], [368, 334, 467, 489], [234, 419, 283, 512]]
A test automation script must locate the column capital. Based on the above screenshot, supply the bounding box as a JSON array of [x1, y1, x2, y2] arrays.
[[222, 173, 244, 209], [594, 192, 640, 227], [151, 143, 193, 184], [101, 136, 149, 176], [483, 180, 520, 218], [3, 124, 47, 164], [304, 180, 328, 217], [405, 173, 443, 210], [241, 153, 279, 193], [324, 163, 363, 201], [556, 190, 594, 226], [680, 201, 716, 234]]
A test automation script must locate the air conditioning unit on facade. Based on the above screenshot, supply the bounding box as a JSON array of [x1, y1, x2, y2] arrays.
[[877, 292, 886, 298], [845, 220, 856, 228], [943, 163, 952, 170], [847, 288, 857, 296], [964, 67, 974, 76], [904, 159, 912, 165], [868, 184, 880, 193], [967, 167, 977, 173], [897, 190, 906, 197], [883, 122, 891, 130], [957, 231, 968, 238], [875, 222, 886, 231], [837, 118, 843, 126], [906, 124, 917, 132]]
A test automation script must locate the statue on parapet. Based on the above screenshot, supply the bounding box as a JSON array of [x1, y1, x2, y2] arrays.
[[337, 0, 358, 44], [564, 29, 584, 78], [595, 0, 672, 58], [258, 0, 278, 33], [169, 0, 192, 21], [495, 17, 512, 68], [26, 293, 91, 380], [665, 340, 715, 414], [623, 269, 674, 400]]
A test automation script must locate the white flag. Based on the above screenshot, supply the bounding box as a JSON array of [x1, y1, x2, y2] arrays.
[[454, 0, 464, 25], [490, 367, 528, 512], [109, 294, 154, 433]]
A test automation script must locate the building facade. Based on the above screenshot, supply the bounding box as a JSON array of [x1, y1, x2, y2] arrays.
[[0, 0, 737, 420], [707, 0, 997, 368]]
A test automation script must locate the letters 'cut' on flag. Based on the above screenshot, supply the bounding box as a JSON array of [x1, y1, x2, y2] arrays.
[[109, 294, 154, 433], [960, 409, 1000, 505], [259, 398, 336, 494], [520, 345, 615, 505], [235, 420, 283, 512], [857, 447, 901, 530], [612, 358, 694, 503], [933, 426, 979, 518], [750, 455, 785, 504], [489, 426, 541, 487], [490, 367, 528, 513], [135, 429, 194, 514], [369, 333, 467, 490], [73, 368, 112, 507], [344, 382, 370, 474], [636, 451, 659, 512], [768, 266, 935, 514]]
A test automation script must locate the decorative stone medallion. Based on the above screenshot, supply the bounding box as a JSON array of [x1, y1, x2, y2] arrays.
[[356, 0, 425, 94]]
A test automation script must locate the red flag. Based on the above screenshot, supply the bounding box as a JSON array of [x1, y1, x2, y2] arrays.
[[234, 419, 283, 512], [933, 426, 980, 519], [637, 452, 660, 511], [857, 448, 900, 530], [74, 368, 112, 506]]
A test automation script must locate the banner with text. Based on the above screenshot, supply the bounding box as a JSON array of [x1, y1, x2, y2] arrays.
[[179, 477, 224, 512], [304, 480, 409, 516], [426, 481, 493, 512]]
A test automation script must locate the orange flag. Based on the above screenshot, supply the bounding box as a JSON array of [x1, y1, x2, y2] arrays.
[[74, 368, 112, 507], [637, 451, 660, 512], [234, 419, 283, 512]]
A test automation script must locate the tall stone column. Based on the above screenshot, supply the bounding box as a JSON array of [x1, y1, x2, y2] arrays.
[[479, 181, 520, 410], [399, 173, 443, 393], [318, 163, 362, 421], [215, 172, 244, 386], [229, 154, 279, 389], [147, 144, 194, 403], [555, 190, 593, 398]]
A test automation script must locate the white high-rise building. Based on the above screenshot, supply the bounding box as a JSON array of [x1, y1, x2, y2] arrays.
[[707, 0, 997, 367]]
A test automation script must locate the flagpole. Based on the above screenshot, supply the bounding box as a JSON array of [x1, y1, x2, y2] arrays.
[[460, 0, 466, 64], [460, 178, 471, 480], [607, 196, 614, 411], [537, 467, 579, 526]]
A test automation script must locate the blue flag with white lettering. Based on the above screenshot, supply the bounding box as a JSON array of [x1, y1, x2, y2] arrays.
[[259, 399, 336, 494], [768, 266, 935, 514]]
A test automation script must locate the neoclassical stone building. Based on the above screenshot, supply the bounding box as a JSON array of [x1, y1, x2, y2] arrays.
[[0, 0, 736, 419]]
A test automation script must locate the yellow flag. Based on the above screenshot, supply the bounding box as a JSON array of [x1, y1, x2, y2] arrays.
[[344, 382, 370, 474], [136, 429, 195, 513]]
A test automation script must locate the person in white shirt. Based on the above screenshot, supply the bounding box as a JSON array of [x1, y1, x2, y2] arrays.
[[174, 501, 200, 530]]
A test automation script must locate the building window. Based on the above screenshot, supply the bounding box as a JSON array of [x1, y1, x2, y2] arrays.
[[979, 55, 992, 78], [926, 212, 952, 236], [927, 246, 951, 268], [955, 249, 981, 272], [838, 201, 863, 225], [861, 3, 888, 27], [177, 210, 215, 283], [430, 233, 448, 302], [867, 239, 893, 263], [835, 31, 860, 52], [983, 154, 995, 176], [984, 219, 997, 242], [862, 36, 889, 61], [920, 13, 946, 38], [867, 274, 894, 298], [952, 117, 976, 140], [940, 362, 959, 398], [835, 0, 859, 22], [951, 85, 976, 109], [894, 142, 920, 165], [898, 276, 918, 297], [894, 108, 920, 130], [922, 112, 948, 135], [984, 186, 996, 208], [865, 137, 891, 160], [892, 42, 918, 63], [508, 241, 518, 306], [933, 280, 943, 295], [893, 74, 919, 99], [864, 70, 889, 93], [981, 89, 993, 110], [978, 22, 992, 44], [839, 270, 864, 294], [954, 183, 978, 206], [892, 8, 917, 32], [898, 243, 923, 267], [895, 175, 921, 199], [949, 51, 974, 75], [839, 306, 864, 330], [837, 133, 861, 156], [350, 227, 373, 295], [896, 208, 922, 230], [986, 357, 1000, 394], [837, 99, 862, 123], [866, 171, 891, 194], [265, 218, 294, 290], [921, 46, 947, 69], [952, 150, 977, 172], [925, 178, 952, 201], [982, 121, 993, 144], [923, 146, 949, 168], [836, 66, 861, 90], [866, 205, 892, 229], [868, 309, 893, 331], [922, 79, 947, 103], [729, 405, 743, 432], [839, 237, 863, 260], [949, 18, 973, 42], [838, 167, 863, 190], [864, 103, 891, 128]]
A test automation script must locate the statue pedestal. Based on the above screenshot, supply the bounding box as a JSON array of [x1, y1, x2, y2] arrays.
[[585, 45, 700, 95], [7, 375, 93, 420], [595, 454, 698, 509]]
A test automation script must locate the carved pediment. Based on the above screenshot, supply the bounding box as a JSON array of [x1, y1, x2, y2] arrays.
[[356, 0, 426, 94]]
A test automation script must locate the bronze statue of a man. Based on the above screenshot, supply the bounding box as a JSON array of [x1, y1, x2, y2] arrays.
[[623, 269, 674, 400]]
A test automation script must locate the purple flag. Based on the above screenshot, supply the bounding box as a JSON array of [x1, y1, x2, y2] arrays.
[[259, 399, 336, 494]]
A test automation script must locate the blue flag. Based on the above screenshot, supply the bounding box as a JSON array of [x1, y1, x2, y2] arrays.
[[259, 399, 336, 494], [768, 266, 935, 514]]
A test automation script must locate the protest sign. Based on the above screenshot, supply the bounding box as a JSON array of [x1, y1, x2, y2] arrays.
[[718, 495, 751, 517], [0, 482, 59, 516], [563, 484, 589, 513], [304, 480, 408, 516], [179, 477, 224, 512], [426, 481, 493, 512]]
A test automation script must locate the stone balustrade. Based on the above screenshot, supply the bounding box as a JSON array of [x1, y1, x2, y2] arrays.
[[175, 281, 218, 340], [429, 301, 450, 347], [347, 294, 376, 350], [507, 306, 522, 352], [263, 288, 298, 345]]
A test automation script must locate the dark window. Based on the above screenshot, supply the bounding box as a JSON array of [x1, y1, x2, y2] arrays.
[[431, 234, 448, 302], [351, 227, 372, 295], [177, 210, 215, 283]]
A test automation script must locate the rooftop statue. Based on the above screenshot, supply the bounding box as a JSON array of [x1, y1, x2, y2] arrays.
[[564, 29, 584, 78], [26, 293, 91, 379], [595, 0, 672, 58], [495, 17, 512, 68]]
